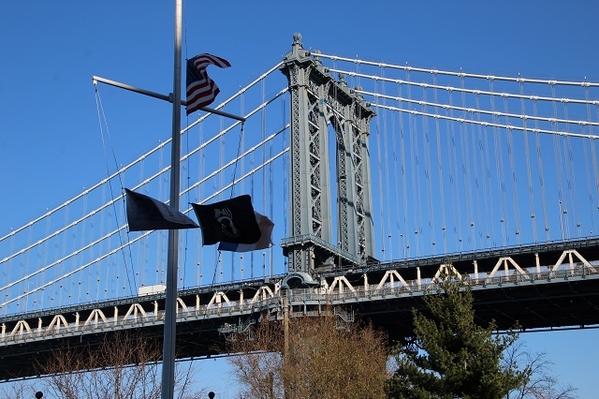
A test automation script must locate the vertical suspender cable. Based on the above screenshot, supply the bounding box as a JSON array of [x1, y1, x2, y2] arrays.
[[157, 148, 167, 284], [261, 78, 267, 277], [237, 95, 247, 280], [398, 83, 409, 257], [374, 78, 386, 260], [460, 73, 475, 250], [532, 98, 550, 241], [390, 82, 402, 258], [448, 86, 463, 250], [584, 83, 599, 234], [550, 83, 566, 240], [407, 67, 422, 255], [504, 93, 521, 245], [468, 85, 483, 248], [433, 73, 448, 254], [562, 100, 580, 237], [268, 112, 275, 277], [592, 94, 599, 205], [197, 122, 205, 287], [422, 82, 436, 254], [219, 115, 226, 281], [581, 121, 596, 235], [489, 79, 508, 246], [475, 93, 493, 246], [381, 68, 394, 259], [519, 78, 538, 243]]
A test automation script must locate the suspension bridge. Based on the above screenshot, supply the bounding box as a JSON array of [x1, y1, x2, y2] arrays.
[[1, 33, 599, 380]]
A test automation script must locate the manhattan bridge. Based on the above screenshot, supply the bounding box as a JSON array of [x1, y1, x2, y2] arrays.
[[1, 33, 599, 379]]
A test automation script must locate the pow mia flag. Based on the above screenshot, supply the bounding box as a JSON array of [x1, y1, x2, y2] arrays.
[[191, 195, 261, 246], [218, 211, 274, 252]]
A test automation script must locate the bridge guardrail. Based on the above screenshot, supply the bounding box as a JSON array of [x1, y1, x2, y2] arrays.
[[1, 265, 596, 346]]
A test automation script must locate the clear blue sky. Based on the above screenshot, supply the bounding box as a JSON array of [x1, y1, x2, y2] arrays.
[[1, 1, 599, 397]]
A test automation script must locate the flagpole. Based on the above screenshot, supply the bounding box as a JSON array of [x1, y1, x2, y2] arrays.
[[161, 0, 182, 397], [90, 3, 244, 397]]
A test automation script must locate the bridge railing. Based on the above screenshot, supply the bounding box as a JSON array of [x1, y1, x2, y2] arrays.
[[323, 265, 596, 304], [0, 295, 283, 346], [2, 262, 596, 346]]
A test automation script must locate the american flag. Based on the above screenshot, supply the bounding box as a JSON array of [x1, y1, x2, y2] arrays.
[[185, 53, 231, 115]]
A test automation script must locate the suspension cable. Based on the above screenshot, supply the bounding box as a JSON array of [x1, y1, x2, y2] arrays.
[[317, 53, 599, 87]]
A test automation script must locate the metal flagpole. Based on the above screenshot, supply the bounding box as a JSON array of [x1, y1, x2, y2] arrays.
[[161, 0, 182, 397], [91, 2, 245, 397]]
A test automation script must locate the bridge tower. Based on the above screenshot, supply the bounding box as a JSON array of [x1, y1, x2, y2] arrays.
[[280, 33, 376, 285]]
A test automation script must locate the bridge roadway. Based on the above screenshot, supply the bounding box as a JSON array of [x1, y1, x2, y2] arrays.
[[1, 238, 599, 380]]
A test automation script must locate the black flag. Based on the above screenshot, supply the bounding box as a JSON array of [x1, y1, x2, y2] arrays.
[[192, 195, 261, 245], [125, 188, 199, 231], [218, 211, 274, 252]]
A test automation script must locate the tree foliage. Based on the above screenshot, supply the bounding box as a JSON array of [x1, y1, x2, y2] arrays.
[[386, 277, 527, 399], [227, 308, 389, 399]]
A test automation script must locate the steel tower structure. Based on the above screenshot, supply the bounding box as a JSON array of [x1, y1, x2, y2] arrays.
[[280, 33, 376, 287]]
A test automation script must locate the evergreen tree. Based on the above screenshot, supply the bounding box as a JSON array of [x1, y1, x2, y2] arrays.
[[386, 275, 527, 399]]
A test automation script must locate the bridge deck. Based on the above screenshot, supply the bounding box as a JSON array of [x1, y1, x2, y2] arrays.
[[1, 239, 599, 380]]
